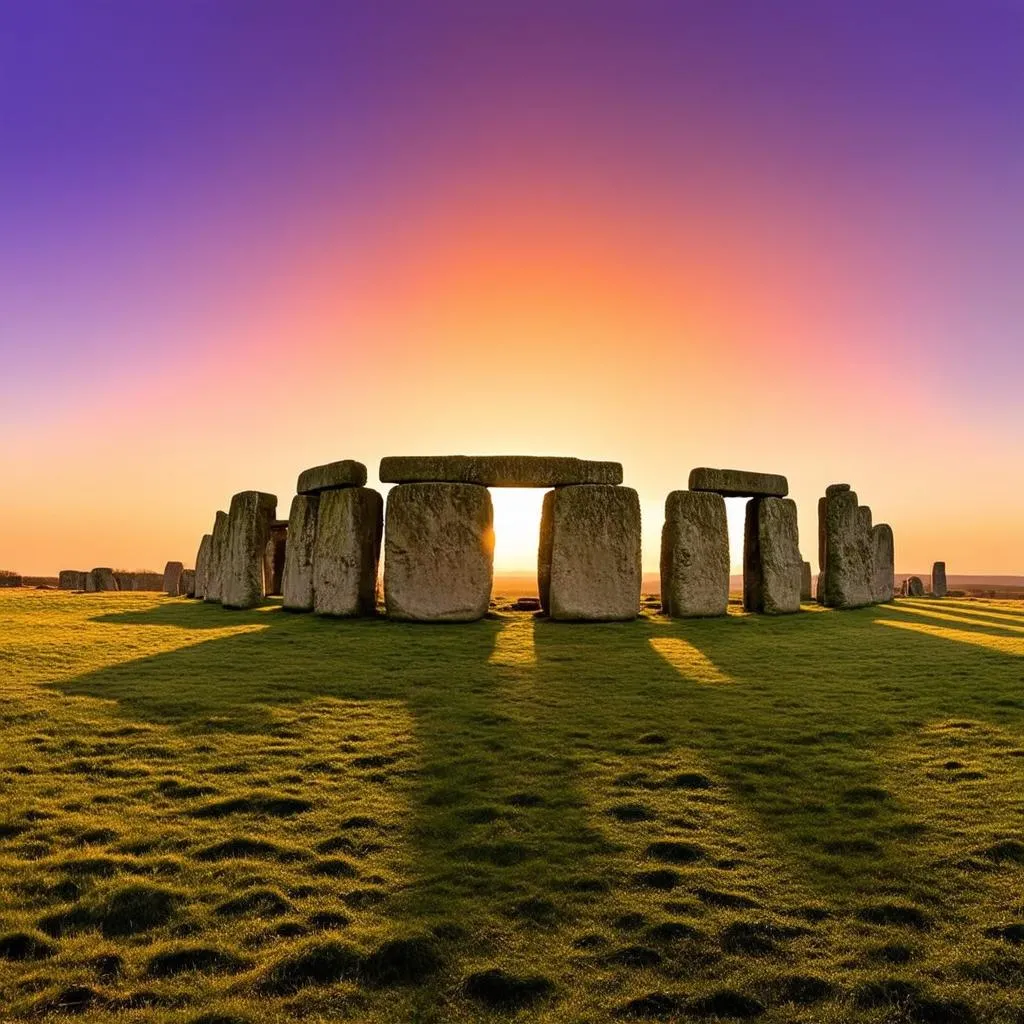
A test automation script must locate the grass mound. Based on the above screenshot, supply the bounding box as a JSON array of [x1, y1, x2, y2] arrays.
[[0, 931, 55, 960], [257, 939, 361, 994], [146, 944, 247, 977], [462, 967, 555, 1009]]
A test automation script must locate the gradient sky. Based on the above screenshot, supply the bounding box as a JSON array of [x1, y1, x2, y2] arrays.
[[2, 1, 1022, 576]]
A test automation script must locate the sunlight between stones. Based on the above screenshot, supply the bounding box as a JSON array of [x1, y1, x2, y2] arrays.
[[488, 616, 537, 668], [876, 619, 1024, 656], [648, 637, 733, 684], [901, 599, 1024, 627], [889, 603, 1024, 634]]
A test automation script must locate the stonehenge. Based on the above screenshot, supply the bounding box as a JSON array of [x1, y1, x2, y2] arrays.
[[380, 455, 622, 488], [801, 561, 813, 602], [264, 521, 288, 597], [162, 561, 184, 596], [689, 468, 788, 498], [282, 495, 319, 611], [743, 497, 802, 615], [871, 526, 895, 603], [221, 491, 277, 610], [817, 484, 893, 609], [193, 534, 213, 600], [932, 561, 948, 598], [904, 576, 925, 597], [205, 511, 230, 604], [58, 570, 88, 590], [313, 488, 383, 617], [179, 568, 196, 597], [660, 491, 729, 617]]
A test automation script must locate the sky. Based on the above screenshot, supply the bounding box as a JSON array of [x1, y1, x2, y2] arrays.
[[2, 0, 1022, 577]]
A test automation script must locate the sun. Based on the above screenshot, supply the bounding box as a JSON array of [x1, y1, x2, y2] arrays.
[[490, 488, 548, 572]]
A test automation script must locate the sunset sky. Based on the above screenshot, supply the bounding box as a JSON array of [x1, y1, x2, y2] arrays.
[[2, 1, 1022, 577]]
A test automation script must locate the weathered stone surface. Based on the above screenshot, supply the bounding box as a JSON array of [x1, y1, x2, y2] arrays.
[[801, 561, 813, 602], [132, 572, 164, 592], [282, 495, 320, 612], [179, 568, 196, 598], [113, 570, 135, 591], [871, 525, 894, 603], [384, 483, 494, 622], [858, 506, 873, 533], [313, 488, 383, 617], [222, 491, 277, 610], [58, 570, 88, 591], [204, 511, 230, 604], [743, 497, 801, 615], [0, 572, 23, 588], [88, 568, 118, 592], [296, 460, 368, 495], [379, 455, 623, 487], [688, 467, 788, 498], [163, 561, 184, 596], [905, 575, 925, 597], [539, 485, 641, 621], [819, 487, 873, 609], [193, 534, 213, 600], [826, 483, 851, 496], [659, 491, 729, 618], [932, 561, 948, 598], [263, 522, 287, 597]]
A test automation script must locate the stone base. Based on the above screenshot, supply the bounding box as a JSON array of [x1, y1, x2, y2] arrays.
[[313, 488, 383, 617], [222, 492, 277, 610], [540, 485, 641, 622], [384, 483, 494, 622], [743, 498, 801, 615], [659, 491, 729, 618], [282, 495, 320, 612]]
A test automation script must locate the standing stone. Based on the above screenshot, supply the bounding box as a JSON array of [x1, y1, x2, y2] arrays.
[[282, 495, 320, 612], [221, 491, 277, 610], [801, 561, 813, 602], [932, 561, 948, 598], [871, 525, 895, 603], [179, 568, 196, 598], [205, 511, 230, 604], [539, 485, 641, 622], [89, 568, 118, 592], [163, 561, 184, 596], [193, 534, 213, 600], [905, 575, 925, 597], [133, 572, 164, 591], [819, 487, 873, 609], [113, 571, 135, 592], [743, 497, 801, 615], [384, 483, 494, 622], [659, 491, 729, 618], [58, 570, 88, 591], [313, 488, 383, 617], [263, 521, 288, 597]]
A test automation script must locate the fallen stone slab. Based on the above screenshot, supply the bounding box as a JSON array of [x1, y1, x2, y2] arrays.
[[163, 561, 184, 596], [296, 460, 368, 495], [871, 525, 895, 603], [932, 561, 947, 598], [743, 497, 802, 615], [540, 484, 641, 621], [222, 491, 277, 610], [660, 491, 729, 618], [282, 495, 319, 612], [193, 534, 213, 600], [313, 488, 383, 617], [688, 468, 788, 498], [384, 483, 494, 622], [58, 570, 88, 591], [379, 455, 622, 487], [204, 511, 230, 603]]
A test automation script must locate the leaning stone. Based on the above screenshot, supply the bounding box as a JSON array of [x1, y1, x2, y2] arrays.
[[384, 483, 494, 622], [89, 568, 118, 592], [871, 525, 894, 603], [659, 491, 729, 617], [743, 497, 801, 614], [296, 460, 368, 495], [179, 569, 196, 598], [540, 485, 641, 621], [313, 488, 383, 617], [801, 561, 813, 602], [58, 570, 88, 591], [932, 561, 947, 598], [688, 467, 788, 498], [905, 576, 925, 597], [204, 511, 230, 604], [282, 495, 320, 612], [193, 534, 213, 600], [163, 561, 184, 596], [818, 488, 872, 609], [263, 521, 287, 597], [221, 492, 277, 610], [379, 455, 622, 487]]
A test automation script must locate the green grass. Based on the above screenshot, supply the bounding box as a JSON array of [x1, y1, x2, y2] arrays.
[[1, 590, 1023, 1022]]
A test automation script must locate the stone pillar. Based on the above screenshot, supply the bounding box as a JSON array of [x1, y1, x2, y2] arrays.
[[905, 575, 925, 597], [88, 568, 118, 592], [263, 521, 288, 597], [204, 511, 230, 604], [222, 491, 277, 610], [179, 569, 196, 598], [313, 488, 383, 617], [800, 561, 813, 602], [58, 570, 88, 591], [384, 483, 494, 622], [163, 561, 184, 596], [932, 561, 947, 598], [193, 534, 213, 600], [113, 571, 135, 592], [659, 491, 729, 618], [818, 485, 872, 609], [871, 525, 894, 603], [539, 485, 641, 622], [743, 497, 801, 615], [282, 495, 320, 612]]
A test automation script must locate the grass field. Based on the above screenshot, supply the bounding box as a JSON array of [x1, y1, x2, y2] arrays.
[[1, 590, 1023, 1022]]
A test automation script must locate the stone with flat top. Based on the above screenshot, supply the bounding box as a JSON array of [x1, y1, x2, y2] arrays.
[[687, 468, 788, 498], [379, 455, 622, 487], [297, 460, 367, 495]]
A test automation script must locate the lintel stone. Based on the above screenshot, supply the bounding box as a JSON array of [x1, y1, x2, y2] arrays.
[[379, 455, 622, 487], [688, 467, 788, 498], [297, 460, 368, 495]]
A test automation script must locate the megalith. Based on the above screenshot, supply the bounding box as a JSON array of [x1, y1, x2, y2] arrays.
[[659, 491, 729, 617], [905, 575, 925, 597], [871, 525, 895, 603], [297, 460, 368, 494], [932, 561, 947, 598], [193, 534, 213, 600], [801, 561, 813, 602], [88, 568, 118, 592], [263, 521, 287, 597], [204, 511, 230, 604], [163, 561, 184, 596], [539, 485, 641, 621], [384, 483, 494, 622], [281, 495, 320, 612], [221, 491, 277, 610], [179, 568, 196, 598], [58, 570, 88, 591], [743, 497, 801, 614], [818, 486, 873, 609], [313, 488, 383, 617]]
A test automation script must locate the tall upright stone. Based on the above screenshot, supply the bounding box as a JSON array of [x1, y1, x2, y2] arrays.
[[163, 561, 184, 596], [193, 534, 213, 600], [932, 561, 948, 598], [384, 483, 494, 622], [659, 491, 729, 618], [871, 525, 895, 603], [88, 568, 118, 592], [263, 521, 288, 597], [743, 497, 801, 615], [313, 488, 383, 617], [801, 561, 813, 602], [819, 487, 872, 609], [539, 485, 641, 621], [221, 491, 277, 610], [58, 570, 88, 591], [205, 511, 229, 604], [179, 568, 196, 598], [905, 575, 925, 597], [282, 495, 320, 612]]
